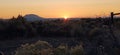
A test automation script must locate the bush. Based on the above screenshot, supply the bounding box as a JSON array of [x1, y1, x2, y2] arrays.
[[15, 41, 85, 55], [54, 43, 68, 55], [71, 45, 84, 55], [15, 40, 53, 55]]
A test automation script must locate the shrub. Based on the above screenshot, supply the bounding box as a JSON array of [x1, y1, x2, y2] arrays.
[[54, 43, 68, 55], [71, 45, 84, 55], [15, 40, 85, 55], [15, 40, 53, 55]]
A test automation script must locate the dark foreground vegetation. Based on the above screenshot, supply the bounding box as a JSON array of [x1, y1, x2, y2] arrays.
[[0, 15, 120, 55]]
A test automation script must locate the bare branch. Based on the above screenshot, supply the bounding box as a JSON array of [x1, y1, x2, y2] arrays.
[[114, 13, 120, 15]]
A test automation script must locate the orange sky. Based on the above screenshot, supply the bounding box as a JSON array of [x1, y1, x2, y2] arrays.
[[0, 0, 120, 19]]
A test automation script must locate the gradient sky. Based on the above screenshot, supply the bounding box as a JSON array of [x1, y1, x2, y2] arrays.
[[0, 0, 120, 18]]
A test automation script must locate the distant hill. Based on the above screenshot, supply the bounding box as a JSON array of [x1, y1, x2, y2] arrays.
[[24, 14, 45, 21]]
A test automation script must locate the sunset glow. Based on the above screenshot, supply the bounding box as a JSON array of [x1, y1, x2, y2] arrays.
[[0, 0, 120, 18], [63, 16, 68, 20]]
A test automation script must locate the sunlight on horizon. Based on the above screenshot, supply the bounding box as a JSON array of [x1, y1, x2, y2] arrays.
[[0, 0, 120, 18], [64, 16, 68, 20]]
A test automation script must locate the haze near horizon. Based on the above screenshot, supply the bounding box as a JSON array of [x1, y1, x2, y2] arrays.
[[0, 0, 120, 19]]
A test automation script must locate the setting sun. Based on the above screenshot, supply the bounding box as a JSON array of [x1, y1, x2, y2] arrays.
[[64, 16, 68, 20], [0, 0, 120, 18]]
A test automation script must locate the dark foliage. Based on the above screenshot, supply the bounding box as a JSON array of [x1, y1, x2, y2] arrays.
[[0, 16, 120, 55], [0, 16, 120, 39]]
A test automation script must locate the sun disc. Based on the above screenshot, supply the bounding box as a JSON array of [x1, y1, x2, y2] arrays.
[[64, 16, 68, 19]]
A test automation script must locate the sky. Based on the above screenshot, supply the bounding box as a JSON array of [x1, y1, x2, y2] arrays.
[[0, 0, 120, 18]]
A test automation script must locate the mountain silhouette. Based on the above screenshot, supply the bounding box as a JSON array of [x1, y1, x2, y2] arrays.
[[24, 14, 44, 21]]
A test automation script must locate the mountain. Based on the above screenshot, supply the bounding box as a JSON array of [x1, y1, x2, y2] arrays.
[[24, 14, 45, 21]]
